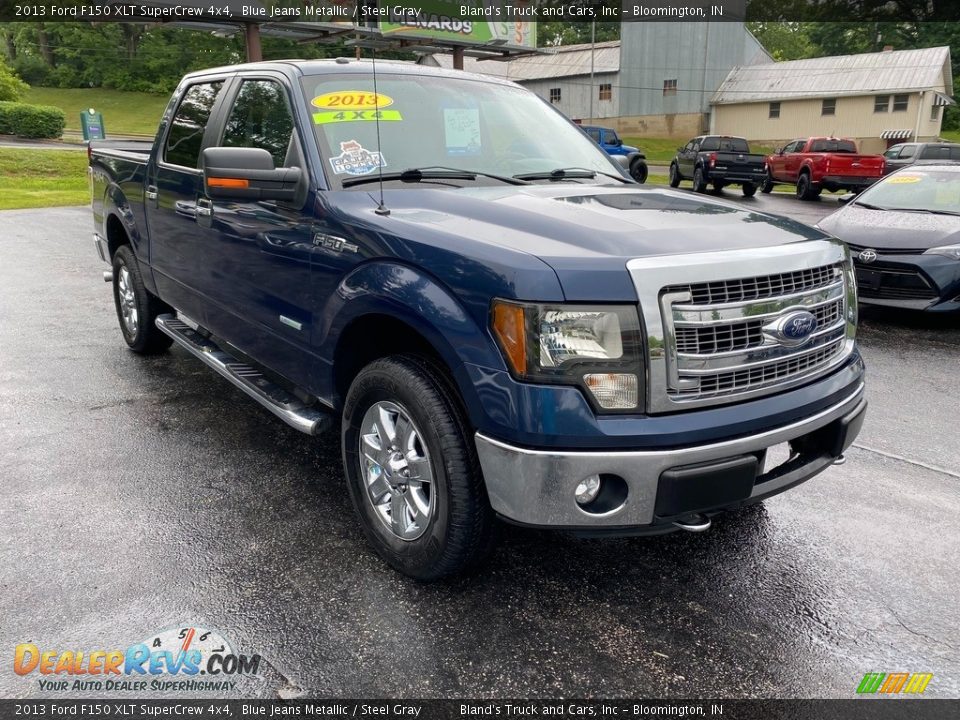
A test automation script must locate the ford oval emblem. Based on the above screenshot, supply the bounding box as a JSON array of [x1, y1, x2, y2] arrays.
[[772, 310, 818, 346]]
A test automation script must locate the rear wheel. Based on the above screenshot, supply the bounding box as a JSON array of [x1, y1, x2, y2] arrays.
[[342, 355, 495, 580], [742, 182, 757, 197], [796, 173, 821, 201], [692, 167, 708, 193], [112, 245, 173, 354], [669, 162, 681, 188], [630, 158, 648, 184]]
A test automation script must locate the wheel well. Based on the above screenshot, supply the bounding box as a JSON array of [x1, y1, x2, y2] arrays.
[[106, 214, 129, 259], [333, 314, 453, 407]]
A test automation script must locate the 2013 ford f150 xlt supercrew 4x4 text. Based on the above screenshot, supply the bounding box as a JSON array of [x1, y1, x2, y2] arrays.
[[90, 60, 867, 580]]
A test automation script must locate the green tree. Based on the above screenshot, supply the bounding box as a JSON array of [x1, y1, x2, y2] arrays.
[[0, 58, 28, 101]]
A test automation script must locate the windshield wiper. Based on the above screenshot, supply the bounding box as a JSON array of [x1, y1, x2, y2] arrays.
[[341, 166, 528, 188], [894, 207, 960, 216], [513, 167, 629, 183], [852, 201, 889, 210]]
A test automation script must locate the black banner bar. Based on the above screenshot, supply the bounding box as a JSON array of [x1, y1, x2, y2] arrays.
[[0, 700, 958, 720]]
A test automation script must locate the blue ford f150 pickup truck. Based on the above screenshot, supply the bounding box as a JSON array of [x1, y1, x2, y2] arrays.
[[90, 60, 867, 580]]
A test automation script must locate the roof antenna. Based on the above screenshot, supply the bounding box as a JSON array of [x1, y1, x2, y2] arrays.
[[371, 45, 390, 216]]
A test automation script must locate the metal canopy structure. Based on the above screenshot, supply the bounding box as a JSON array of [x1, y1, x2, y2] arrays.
[[345, 29, 545, 69]]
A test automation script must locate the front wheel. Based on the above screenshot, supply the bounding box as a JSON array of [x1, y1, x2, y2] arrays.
[[630, 158, 648, 184], [112, 245, 173, 354], [669, 163, 681, 188], [342, 355, 495, 580], [761, 170, 775, 194]]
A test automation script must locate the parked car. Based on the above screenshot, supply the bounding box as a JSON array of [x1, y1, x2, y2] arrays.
[[582, 125, 648, 183], [817, 165, 960, 312], [669, 135, 767, 197], [762, 137, 885, 200], [882, 142, 960, 174], [89, 60, 866, 579]]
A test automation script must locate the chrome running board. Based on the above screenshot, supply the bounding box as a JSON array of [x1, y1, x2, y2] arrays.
[[155, 314, 332, 436]]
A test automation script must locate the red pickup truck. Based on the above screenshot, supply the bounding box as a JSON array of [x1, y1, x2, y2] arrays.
[[762, 137, 885, 201]]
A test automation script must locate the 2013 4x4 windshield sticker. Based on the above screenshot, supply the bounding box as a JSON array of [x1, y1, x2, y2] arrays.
[[329, 140, 387, 176], [314, 109, 403, 125]]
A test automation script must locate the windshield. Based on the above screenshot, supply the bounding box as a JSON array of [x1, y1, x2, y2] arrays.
[[300, 72, 620, 187], [855, 169, 960, 212]]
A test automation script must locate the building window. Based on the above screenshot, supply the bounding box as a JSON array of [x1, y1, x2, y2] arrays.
[[821, 98, 836, 116], [549, 88, 561, 104], [599, 83, 612, 101], [663, 79, 677, 97], [931, 104, 940, 121], [874, 95, 890, 112], [893, 94, 909, 112], [769, 102, 781, 119]]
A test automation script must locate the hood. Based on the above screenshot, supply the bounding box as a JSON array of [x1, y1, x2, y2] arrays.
[[621, 144, 640, 154], [818, 204, 960, 250], [332, 184, 826, 301]]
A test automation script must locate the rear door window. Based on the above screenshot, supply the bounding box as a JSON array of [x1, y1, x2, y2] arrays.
[[164, 81, 223, 168], [220, 79, 296, 167]]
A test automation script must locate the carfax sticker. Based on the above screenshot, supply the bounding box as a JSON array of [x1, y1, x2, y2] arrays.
[[329, 140, 386, 176], [313, 109, 403, 125], [312, 91, 393, 110]]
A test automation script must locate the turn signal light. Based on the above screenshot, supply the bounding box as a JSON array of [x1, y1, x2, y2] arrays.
[[491, 301, 527, 375], [208, 177, 250, 189]]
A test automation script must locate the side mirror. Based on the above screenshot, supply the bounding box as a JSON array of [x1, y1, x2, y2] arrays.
[[202, 147, 302, 202], [614, 138, 623, 146], [677, 147, 684, 152], [774, 147, 783, 155]]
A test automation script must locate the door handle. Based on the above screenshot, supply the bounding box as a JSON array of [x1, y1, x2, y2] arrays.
[[174, 200, 197, 219], [196, 198, 212, 218], [146, 186, 158, 201]]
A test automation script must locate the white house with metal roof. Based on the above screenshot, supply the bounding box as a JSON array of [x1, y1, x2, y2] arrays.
[[711, 46, 955, 154]]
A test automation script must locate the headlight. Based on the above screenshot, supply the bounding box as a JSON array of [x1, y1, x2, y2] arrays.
[[923, 244, 960, 260], [491, 300, 644, 411]]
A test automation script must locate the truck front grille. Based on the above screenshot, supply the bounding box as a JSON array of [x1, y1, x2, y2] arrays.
[[628, 242, 856, 413]]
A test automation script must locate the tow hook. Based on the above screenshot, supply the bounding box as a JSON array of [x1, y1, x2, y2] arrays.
[[103, 270, 113, 283], [833, 454, 846, 466], [673, 513, 712, 532]]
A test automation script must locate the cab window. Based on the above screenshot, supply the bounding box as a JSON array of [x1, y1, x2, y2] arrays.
[[164, 81, 224, 168], [220, 79, 296, 167]]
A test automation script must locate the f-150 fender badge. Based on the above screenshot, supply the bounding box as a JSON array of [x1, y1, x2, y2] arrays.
[[313, 233, 358, 253]]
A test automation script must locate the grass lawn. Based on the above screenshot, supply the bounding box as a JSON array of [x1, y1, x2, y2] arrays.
[[623, 136, 777, 164], [940, 129, 960, 143], [22, 87, 168, 136], [0, 148, 89, 210]]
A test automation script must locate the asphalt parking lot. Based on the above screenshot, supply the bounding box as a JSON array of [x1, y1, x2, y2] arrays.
[[1, 198, 959, 700]]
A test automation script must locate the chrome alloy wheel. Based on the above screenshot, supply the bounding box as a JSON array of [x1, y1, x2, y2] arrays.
[[117, 266, 139, 337], [359, 400, 435, 541]]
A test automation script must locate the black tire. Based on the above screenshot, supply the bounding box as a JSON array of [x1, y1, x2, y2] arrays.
[[630, 158, 648, 184], [342, 354, 495, 580], [760, 169, 774, 194], [668, 162, 681, 188], [742, 182, 757, 198], [692, 167, 708, 193], [713, 181, 726, 193], [796, 172, 821, 201], [112, 245, 173, 354]]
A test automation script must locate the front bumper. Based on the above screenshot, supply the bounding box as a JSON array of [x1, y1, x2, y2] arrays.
[[854, 252, 960, 312], [475, 384, 866, 531]]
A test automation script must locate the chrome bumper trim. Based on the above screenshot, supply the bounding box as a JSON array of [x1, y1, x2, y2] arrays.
[[475, 382, 864, 528]]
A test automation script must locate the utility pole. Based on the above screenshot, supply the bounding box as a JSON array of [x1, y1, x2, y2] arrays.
[[588, 21, 595, 122]]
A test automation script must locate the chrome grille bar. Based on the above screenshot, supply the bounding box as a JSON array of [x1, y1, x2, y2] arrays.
[[627, 241, 857, 414]]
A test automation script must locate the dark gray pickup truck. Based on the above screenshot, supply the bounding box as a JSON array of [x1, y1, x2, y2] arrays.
[[89, 60, 866, 579], [669, 135, 768, 196]]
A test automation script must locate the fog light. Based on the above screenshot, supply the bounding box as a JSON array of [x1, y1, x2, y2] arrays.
[[584, 373, 638, 409], [575, 475, 602, 505]]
